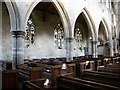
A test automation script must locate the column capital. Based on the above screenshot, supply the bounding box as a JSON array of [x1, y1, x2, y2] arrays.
[[65, 37, 74, 42], [91, 41, 98, 43], [11, 31, 25, 35], [11, 31, 25, 38]]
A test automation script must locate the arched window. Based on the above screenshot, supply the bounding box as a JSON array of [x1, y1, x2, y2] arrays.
[[25, 16, 35, 48], [75, 28, 82, 51], [54, 23, 64, 49]]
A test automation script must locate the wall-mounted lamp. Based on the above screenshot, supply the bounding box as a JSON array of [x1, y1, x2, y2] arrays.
[[89, 37, 92, 40]]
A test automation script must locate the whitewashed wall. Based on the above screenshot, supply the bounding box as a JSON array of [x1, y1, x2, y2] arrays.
[[1, 0, 114, 60], [2, 3, 12, 60], [24, 10, 67, 59]]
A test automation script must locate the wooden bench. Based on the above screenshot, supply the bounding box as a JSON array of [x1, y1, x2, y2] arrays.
[[18, 64, 43, 81], [2, 69, 19, 90], [23, 78, 57, 90], [43, 63, 76, 87], [23, 78, 45, 90], [57, 76, 120, 90], [97, 63, 120, 74], [80, 71, 120, 87]]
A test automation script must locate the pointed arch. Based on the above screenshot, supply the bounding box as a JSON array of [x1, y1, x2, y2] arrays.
[[82, 8, 96, 41], [99, 18, 109, 41], [4, 0, 20, 31], [74, 7, 96, 41], [98, 18, 111, 56], [24, 0, 70, 38]]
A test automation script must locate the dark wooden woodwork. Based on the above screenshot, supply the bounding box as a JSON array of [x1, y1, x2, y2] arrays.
[[18, 64, 43, 82], [57, 76, 120, 90], [80, 71, 120, 87], [97, 63, 120, 74], [43, 63, 76, 87], [2, 70, 19, 90], [23, 78, 45, 90]]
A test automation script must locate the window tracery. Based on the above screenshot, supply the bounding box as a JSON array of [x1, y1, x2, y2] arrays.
[[54, 23, 64, 49], [25, 16, 35, 48], [75, 28, 83, 51]]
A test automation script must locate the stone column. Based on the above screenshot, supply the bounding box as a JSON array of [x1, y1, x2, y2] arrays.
[[91, 41, 98, 58], [65, 38, 73, 62], [11, 31, 25, 69], [0, 2, 2, 90], [110, 41, 114, 56]]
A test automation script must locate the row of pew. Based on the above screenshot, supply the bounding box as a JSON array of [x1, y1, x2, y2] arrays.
[[1, 56, 120, 90]]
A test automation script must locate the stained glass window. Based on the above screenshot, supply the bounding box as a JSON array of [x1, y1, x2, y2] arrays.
[[75, 28, 82, 51], [25, 16, 35, 48], [54, 23, 64, 49]]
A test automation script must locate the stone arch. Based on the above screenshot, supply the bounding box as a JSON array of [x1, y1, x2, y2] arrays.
[[99, 18, 109, 41], [4, 0, 19, 31], [24, 0, 70, 38], [74, 8, 96, 41], [98, 18, 110, 56], [82, 8, 96, 41], [73, 8, 97, 57]]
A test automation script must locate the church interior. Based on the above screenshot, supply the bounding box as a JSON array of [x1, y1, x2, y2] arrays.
[[0, 0, 120, 90]]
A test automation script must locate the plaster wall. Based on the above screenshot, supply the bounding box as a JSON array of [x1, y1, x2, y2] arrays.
[[2, 3, 12, 60], [2, 0, 114, 59]]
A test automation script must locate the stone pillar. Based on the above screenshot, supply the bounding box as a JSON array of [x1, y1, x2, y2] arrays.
[[109, 37, 114, 56], [89, 37, 92, 56], [11, 31, 25, 69], [91, 41, 98, 58], [65, 38, 73, 62], [0, 2, 2, 90], [114, 37, 118, 55]]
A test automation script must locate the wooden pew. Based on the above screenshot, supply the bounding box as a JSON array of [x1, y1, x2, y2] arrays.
[[57, 76, 120, 90], [23, 73, 74, 90], [18, 64, 43, 81], [2, 69, 19, 90], [80, 71, 120, 87], [43, 63, 76, 87], [23, 78, 45, 90], [97, 63, 120, 74]]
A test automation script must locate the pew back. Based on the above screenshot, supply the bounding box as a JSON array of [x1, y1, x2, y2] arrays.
[[57, 76, 120, 90], [23, 78, 44, 90], [81, 71, 120, 87], [2, 70, 19, 89]]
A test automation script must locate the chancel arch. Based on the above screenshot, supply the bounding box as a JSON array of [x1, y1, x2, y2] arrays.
[[24, 1, 69, 60]]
